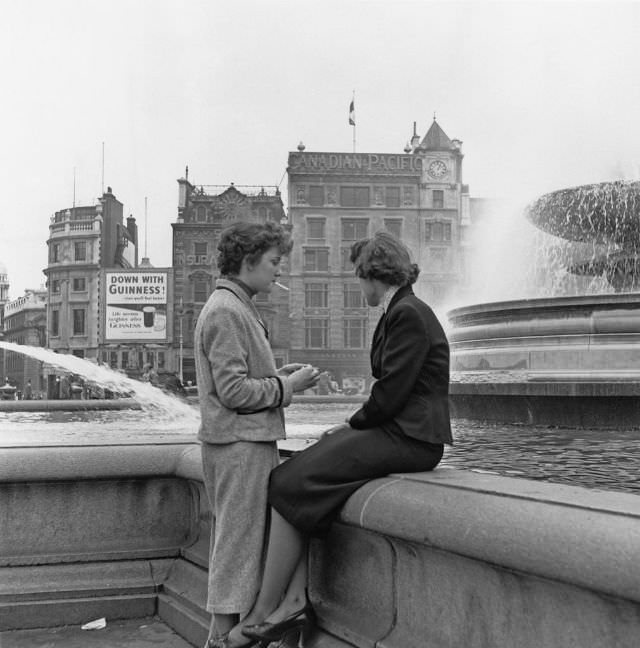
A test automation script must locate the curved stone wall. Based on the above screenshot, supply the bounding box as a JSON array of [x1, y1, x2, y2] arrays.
[[2, 433, 640, 647], [447, 293, 640, 374]]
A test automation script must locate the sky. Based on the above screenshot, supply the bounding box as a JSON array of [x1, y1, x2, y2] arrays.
[[1, 0, 640, 299]]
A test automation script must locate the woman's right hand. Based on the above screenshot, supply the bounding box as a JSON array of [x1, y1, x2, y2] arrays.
[[288, 364, 320, 393]]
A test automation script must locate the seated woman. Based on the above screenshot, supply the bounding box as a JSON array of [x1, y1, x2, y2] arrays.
[[220, 231, 452, 648]]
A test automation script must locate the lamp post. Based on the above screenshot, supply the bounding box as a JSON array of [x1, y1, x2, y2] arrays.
[[179, 313, 184, 384], [176, 300, 192, 384]]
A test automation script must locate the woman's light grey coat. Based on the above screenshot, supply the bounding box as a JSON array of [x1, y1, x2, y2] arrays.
[[195, 278, 293, 444], [194, 277, 293, 613]]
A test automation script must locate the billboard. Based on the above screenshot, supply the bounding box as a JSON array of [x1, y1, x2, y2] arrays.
[[105, 271, 168, 340]]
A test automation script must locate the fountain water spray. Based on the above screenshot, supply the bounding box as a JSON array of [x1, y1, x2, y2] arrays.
[[0, 341, 200, 424]]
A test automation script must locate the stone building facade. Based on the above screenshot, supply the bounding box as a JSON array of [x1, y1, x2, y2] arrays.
[[172, 179, 288, 384], [286, 118, 473, 389], [2, 289, 47, 396], [0, 262, 9, 379], [42, 188, 173, 379]]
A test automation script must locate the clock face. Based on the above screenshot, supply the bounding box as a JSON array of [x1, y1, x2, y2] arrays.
[[428, 160, 447, 179]]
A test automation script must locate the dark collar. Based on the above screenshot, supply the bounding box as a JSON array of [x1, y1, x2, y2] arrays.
[[386, 284, 414, 313]]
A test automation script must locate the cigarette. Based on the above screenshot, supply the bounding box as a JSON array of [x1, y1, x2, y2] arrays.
[[275, 282, 289, 291]]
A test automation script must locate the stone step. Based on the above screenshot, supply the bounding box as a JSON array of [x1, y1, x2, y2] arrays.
[[158, 593, 208, 648], [161, 558, 209, 622], [0, 593, 157, 632]]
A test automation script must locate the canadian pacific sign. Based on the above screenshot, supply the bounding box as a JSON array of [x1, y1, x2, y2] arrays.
[[288, 152, 423, 174], [105, 272, 168, 341]]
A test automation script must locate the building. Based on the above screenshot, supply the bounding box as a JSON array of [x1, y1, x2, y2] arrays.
[[172, 178, 288, 383], [44, 187, 138, 362], [286, 118, 473, 389], [2, 289, 47, 397], [0, 261, 10, 379]]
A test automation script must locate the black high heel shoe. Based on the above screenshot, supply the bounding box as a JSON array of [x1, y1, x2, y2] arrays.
[[241, 594, 316, 647]]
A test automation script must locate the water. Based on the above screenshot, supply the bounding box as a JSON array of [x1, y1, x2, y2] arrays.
[[2, 402, 639, 495], [0, 340, 199, 425]]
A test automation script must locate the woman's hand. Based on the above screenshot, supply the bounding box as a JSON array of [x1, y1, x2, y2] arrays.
[[278, 363, 306, 376], [288, 364, 321, 393], [320, 422, 352, 439]]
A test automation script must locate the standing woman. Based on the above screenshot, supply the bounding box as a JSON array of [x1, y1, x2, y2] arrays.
[[225, 230, 453, 648], [195, 221, 319, 648]]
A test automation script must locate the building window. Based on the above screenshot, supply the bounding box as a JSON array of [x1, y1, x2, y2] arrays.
[[307, 218, 325, 240], [194, 280, 209, 303], [51, 279, 61, 294], [433, 190, 444, 209], [425, 221, 451, 242], [341, 248, 355, 272], [384, 219, 403, 239], [308, 186, 324, 207], [305, 318, 328, 348], [157, 352, 165, 369], [194, 242, 208, 264], [386, 187, 400, 208], [74, 241, 87, 261], [344, 319, 368, 348], [146, 351, 155, 366], [341, 219, 368, 241], [50, 244, 60, 263], [303, 248, 329, 272], [344, 283, 365, 307], [110, 352, 118, 368], [305, 282, 328, 308], [340, 186, 370, 207], [121, 351, 129, 368], [72, 277, 86, 292], [72, 309, 86, 335], [72, 350, 85, 359], [51, 309, 59, 336], [196, 205, 207, 222]]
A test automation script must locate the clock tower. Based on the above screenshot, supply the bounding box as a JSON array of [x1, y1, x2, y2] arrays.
[[409, 117, 470, 305]]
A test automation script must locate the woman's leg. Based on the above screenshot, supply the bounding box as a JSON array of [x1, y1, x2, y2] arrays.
[[226, 510, 306, 645], [201, 442, 278, 644]]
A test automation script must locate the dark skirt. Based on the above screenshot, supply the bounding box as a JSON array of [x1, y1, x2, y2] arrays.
[[268, 424, 444, 537]]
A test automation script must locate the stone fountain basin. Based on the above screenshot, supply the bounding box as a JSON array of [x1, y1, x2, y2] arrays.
[[447, 293, 640, 426], [448, 293, 640, 374]]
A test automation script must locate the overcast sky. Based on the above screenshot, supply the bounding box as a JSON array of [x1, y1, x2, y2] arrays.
[[1, 0, 639, 299]]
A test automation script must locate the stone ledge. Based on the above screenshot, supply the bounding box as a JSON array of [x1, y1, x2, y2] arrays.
[[340, 467, 640, 604]]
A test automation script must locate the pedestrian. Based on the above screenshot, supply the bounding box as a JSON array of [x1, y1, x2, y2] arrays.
[[196, 221, 320, 648]]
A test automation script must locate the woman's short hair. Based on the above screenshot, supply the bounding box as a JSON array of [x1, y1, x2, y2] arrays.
[[217, 221, 293, 276], [350, 231, 420, 286]]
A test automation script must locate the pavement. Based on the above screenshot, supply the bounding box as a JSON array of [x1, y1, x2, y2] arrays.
[[0, 617, 194, 648]]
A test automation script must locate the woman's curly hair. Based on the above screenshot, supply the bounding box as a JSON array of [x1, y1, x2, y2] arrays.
[[350, 231, 420, 286], [217, 221, 293, 276]]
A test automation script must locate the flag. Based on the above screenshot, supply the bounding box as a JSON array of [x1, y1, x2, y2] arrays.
[[349, 99, 355, 126]]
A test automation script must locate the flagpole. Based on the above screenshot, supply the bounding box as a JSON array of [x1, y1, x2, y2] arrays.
[[351, 90, 356, 153]]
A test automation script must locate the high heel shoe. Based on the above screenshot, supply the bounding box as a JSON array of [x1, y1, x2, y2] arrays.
[[204, 632, 261, 648], [241, 595, 316, 646]]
